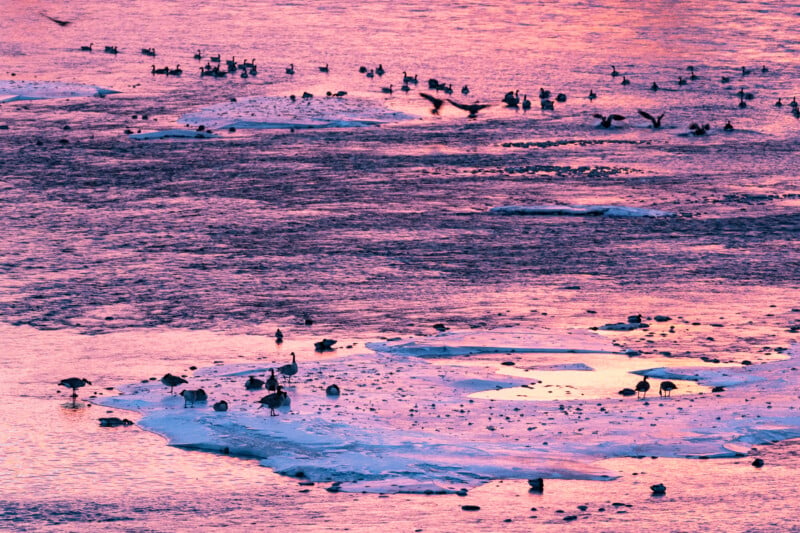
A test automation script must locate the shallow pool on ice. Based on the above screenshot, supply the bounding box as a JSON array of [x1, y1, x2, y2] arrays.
[[490, 205, 676, 217], [97, 329, 800, 493]]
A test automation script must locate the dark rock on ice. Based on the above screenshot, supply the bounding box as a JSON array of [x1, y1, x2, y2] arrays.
[[650, 483, 666, 494], [618, 388, 636, 396], [752, 458, 764, 467], [461, 505, 481, 511], [528, 478, 544, 491], [314, 338, 337, 351]]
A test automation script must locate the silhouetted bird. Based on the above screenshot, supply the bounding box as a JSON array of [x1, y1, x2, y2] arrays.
[[611, 65, 619, 77], [448, 99, 491, 118], [213, 400, 229, 412], [689, 123, 711, 135], [266, 368, 278, 391], [99, 417, 133, 427], [319, 63, 329, 73], [180, 388, 207, 408], [258, 386, 287, 416], [638, 110, 665, 128], [659, 381, 677, 397], [285, 64, 295, 75], [278, 352, 298, 382], [81, 43, 93, 52], [326, 384, 341, 396], [635, 376, 650, 399], [420, 93, 445, 115], [161, 373, 187, 394], [245, 376, 265, 390], [275, 328, 284, 343], [41, 13, 71, 26], [621, 76, 630, 86], [59, 377, 91, 407], [724, 120, 734, 131], [593, 114, 625, 128]]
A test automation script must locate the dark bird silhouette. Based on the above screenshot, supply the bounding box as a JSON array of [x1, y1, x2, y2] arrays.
[[689, 123, 711, 135], [161, 373, 187, 394], [266, 368, 278, 391], [650, 81, 660, 91], [502, 90, 520, 107], [540, 99, 554, 110], [326, 384, 341, 396], [80, 43, 93, 52], [41, 13, 71, 26], [635, 375, 650, 399], [213, 400, 228, 411], [275, 328, 284, 343], [278, 352, 298, 382], [593, 114, 625, 128], [99, 417, 133, 427], [59, 378, 91, 407], [556, 93, 567, 102], [621, 76, 630, 86], [245, 376, 265, 390], [319, 63, 329, 73], [538, 88, 551, 99], [420, 92, 445, 115], [659, 381, 677, 397], [461, 85, 469, 95], [258, 386, 287, 416], [775, 98, 783, 107], [448, 99, 491, 118], [588, 90, 597, 100], [521, 95, 531, 110], [611, 65, 619, 77], [285, 64, 295, 75], [180, 388, 207, 408], [314, 338, 337, 351], [638, 110, 665, 128], [724, 120, 734, 131]]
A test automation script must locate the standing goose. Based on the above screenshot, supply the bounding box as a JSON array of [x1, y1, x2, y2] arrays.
[[635, 376, 650, 399], [278, 352, 298, 382], [258, 386, 287, 416], [59, 378, 91, 407], [161, 373, 187, 394], [659, 381, 677, 397], [265, 369, 278, 391]]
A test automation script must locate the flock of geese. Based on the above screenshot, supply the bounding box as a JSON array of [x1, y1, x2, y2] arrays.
[[72, 41, 800, 130]]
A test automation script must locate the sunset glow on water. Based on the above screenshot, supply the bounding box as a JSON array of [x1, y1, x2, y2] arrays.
[[2, 0, 800, 530]]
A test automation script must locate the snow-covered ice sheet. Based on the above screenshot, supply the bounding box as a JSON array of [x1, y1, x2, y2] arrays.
[[490, 205, 676, 217], [0, 80, 119, 102]]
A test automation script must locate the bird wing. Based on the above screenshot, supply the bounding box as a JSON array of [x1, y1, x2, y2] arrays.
[[637, 110, 654, 122], [420, 93, 443, 107], [610, 114, 626, 121], [447, 99, 471, 111], [41, 13, 70, 26], [592, 114, 605, 119]]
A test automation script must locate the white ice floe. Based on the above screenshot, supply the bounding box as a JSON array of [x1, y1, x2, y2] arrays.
[[179, 95, 416, 130], [97, 329, 800, 494], [0, 80, 118, 102], [490, 205, 676, 217], [128, 129, 219, 140]]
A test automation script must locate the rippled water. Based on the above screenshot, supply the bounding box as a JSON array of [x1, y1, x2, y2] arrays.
[[2, 0, 800, 530]]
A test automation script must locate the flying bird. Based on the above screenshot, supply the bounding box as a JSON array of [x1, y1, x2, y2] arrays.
[[448, 99, 490, 118], [638, 110, 665, 128], [40, 13, 71, 26], [419, 92, 444, 115], [593, 114, 625, 128]]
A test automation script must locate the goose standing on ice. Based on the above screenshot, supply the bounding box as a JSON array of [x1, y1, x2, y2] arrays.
[[278, 352, 298, 382], [659, 381, 677, 397], [59, 377, 91, 407], [258, 386, 287, 416], [635, 376, 650, 399], [161, 373, 187, 394], [266, 368, 278, 391]]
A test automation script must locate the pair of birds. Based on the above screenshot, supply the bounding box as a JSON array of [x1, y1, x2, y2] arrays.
[[419, 93, 489, 118], [594, 110, 664, 129], [635, 376, 677, 399]]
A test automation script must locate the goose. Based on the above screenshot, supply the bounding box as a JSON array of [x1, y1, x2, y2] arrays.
[[502, 90, 519, 107], [461, 85, 469, 95], [81, 43, 93, 52], [257, 386, 287, 416], [724, 120, 734, 131], [366, 69, 375, 78], [540, 99, 554, 110], [538, 88, 551, 99], [420, 92, 445, 115], [245, 376, 265, 390], [213, 400, 228, 412], [319, 63, 329, 73], [209, 54, 220, 62], [521, 95, 531, 110], [266, 369, 278, 391], [638, 109, 665, 128], [152, 65, 168, 75], [761, 65, 769, 73], [790, 97, 798, 108], [99, 417, 133, 427], [161, 373, 187, 393], [611, 65, 619, 77], [555, 93, 567, 102], [721, 76, 731, 83], [621, 76, 630, 86], [741, 66, 752, 76], [381, 84, 393, 94], [689, 123, 711, 135], [650, 81, 660, 91], [775, 98, 783, 107], [448, 99, 491, 118], [738, 96, 747, 109], [401, 83, 410, 93], [275, 328, 284, 343], [193, 50, 202, 60], [635, 375, 650, 399], [180, 388, 207, 408], [588, 90, 597, 100], [375, 64, 385, 76], [677, 76, 687, 86], [278, 352, 298, 382], [358, 66, 368, 73], [326, 384, 341, 396], [59, 378, 91, 407], [167, 65, 182, 76], [659, 381, 677, 397], [593, 114, 625, 128], [104, 46, 118, 54], [141, 48, 156, 57]]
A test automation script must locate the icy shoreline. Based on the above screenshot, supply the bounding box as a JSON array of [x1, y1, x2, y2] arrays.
[[95, 329, 800, 494]]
